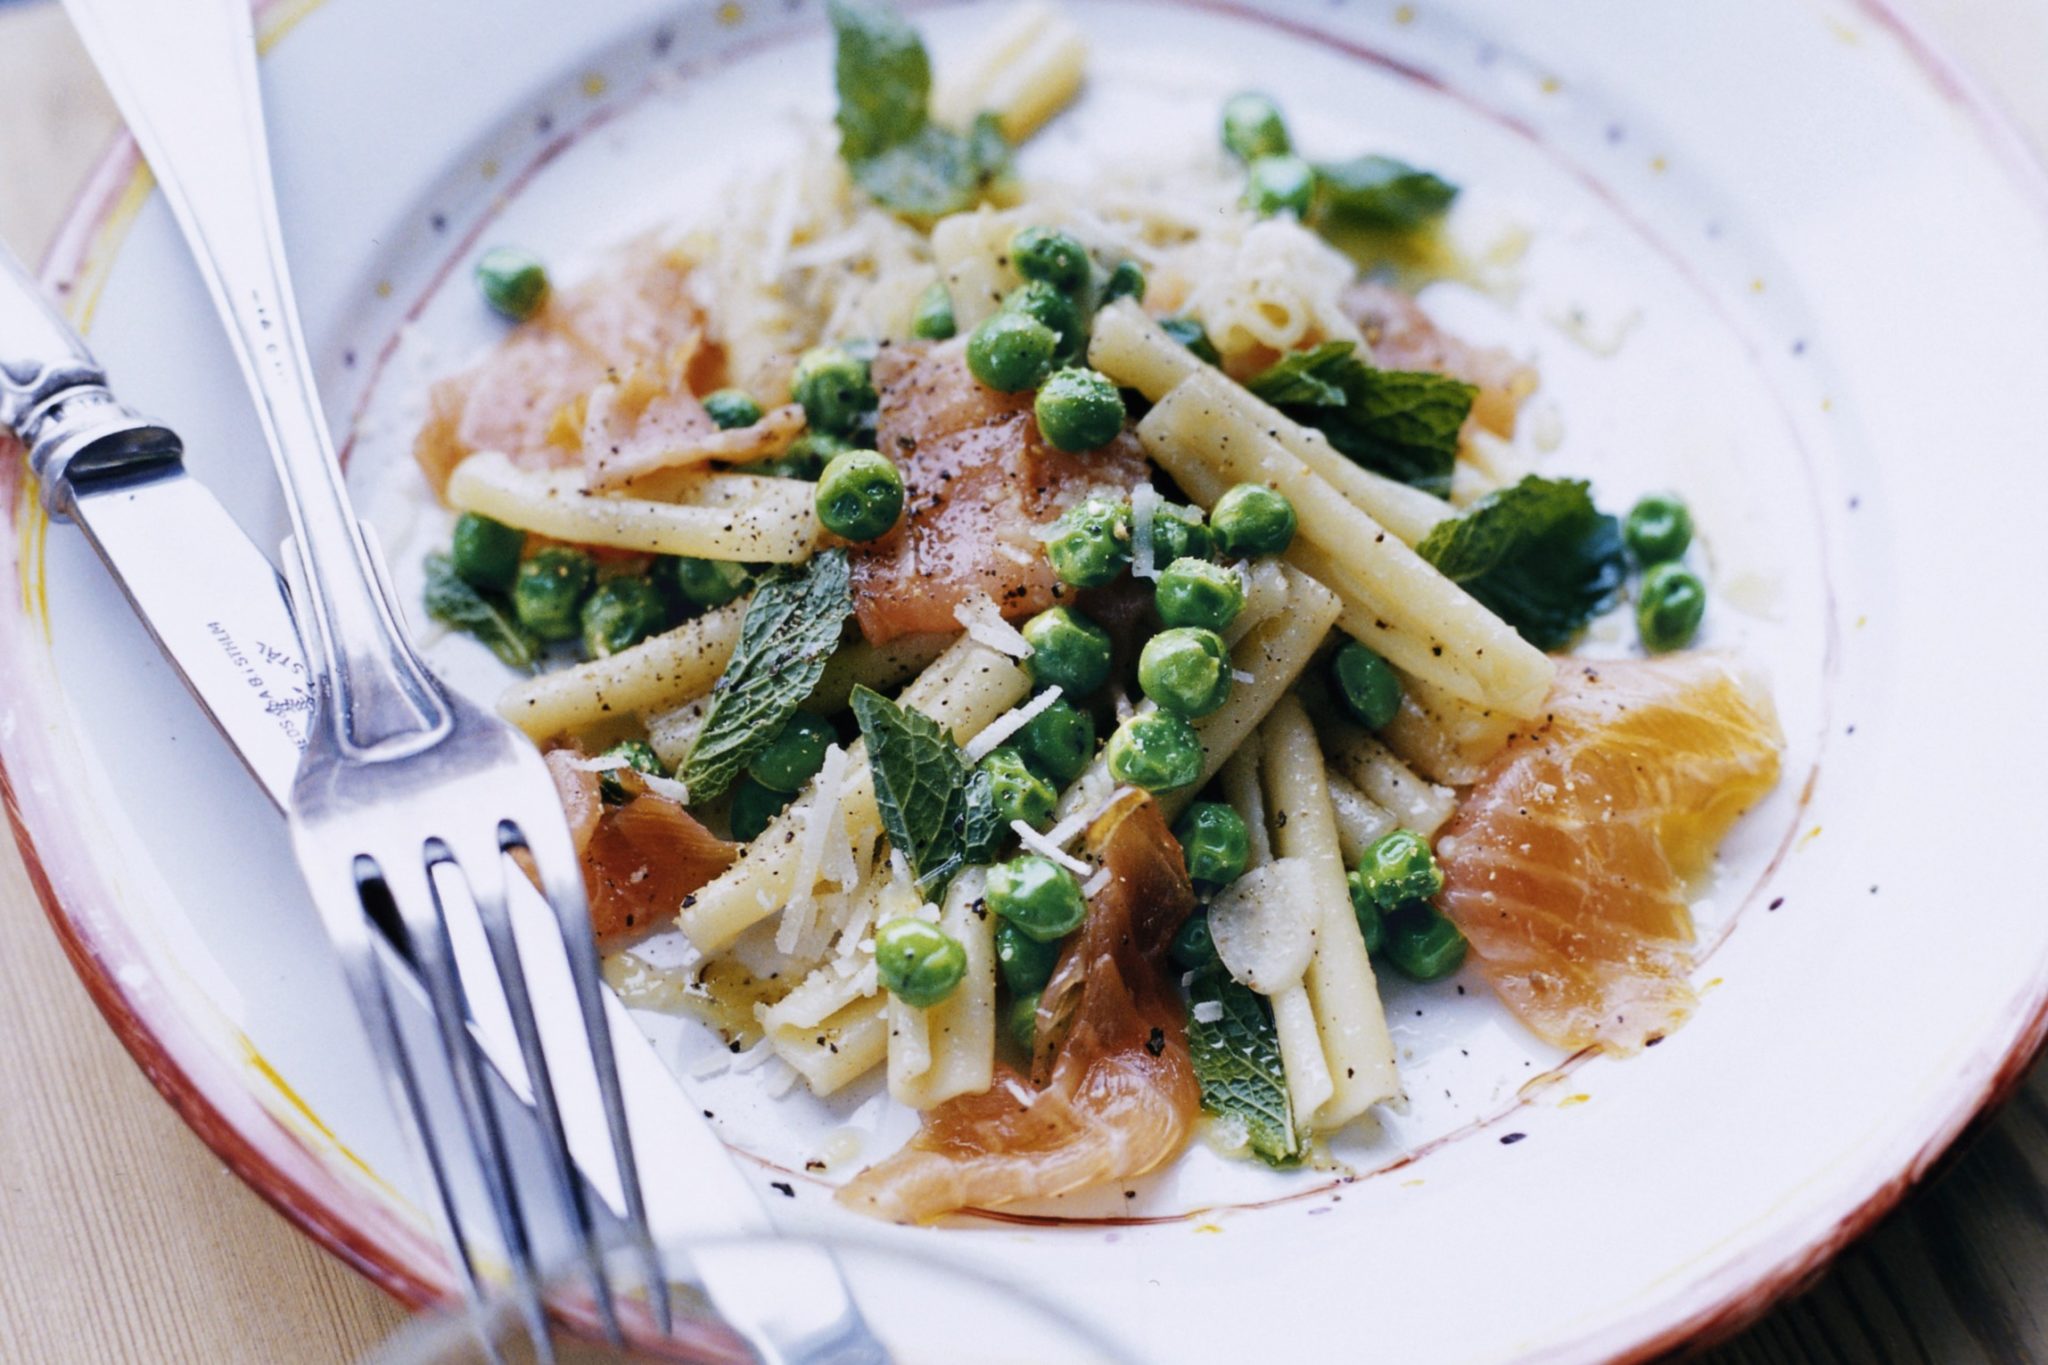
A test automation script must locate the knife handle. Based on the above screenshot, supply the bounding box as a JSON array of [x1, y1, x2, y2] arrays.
[[0, 239, 183, 519]]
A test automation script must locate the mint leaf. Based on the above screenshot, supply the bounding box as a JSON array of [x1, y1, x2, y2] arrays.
[[1313, 155, 1458, 233], [846, 121, 1009, 220], [829, 0, 930, 159], [1316, 368, 1476, 497], [1246, 344, 1475, 497], [1244, 341, 1355, 409], [683, 549, 853, 801], [850, 685, 978, 897], [422, 553, 539, 672], [1417, 475, 1627, 650], [961, 764, 1004, 869], [828, 1, 1010, 219], [1186, 967, 1302, 1166]]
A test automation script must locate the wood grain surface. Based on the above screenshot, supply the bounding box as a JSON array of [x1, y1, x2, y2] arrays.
[[1, 3, 2044, 1361]]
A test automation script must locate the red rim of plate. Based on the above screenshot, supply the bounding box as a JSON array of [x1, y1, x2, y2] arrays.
[[5, 1, 2047, 1357]]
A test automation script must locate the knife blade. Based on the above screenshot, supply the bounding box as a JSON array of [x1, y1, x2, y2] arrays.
[[0, 241, 837, 1290]]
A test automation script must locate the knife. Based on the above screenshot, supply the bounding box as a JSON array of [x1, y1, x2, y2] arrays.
[[0, 241, 890, 1360]]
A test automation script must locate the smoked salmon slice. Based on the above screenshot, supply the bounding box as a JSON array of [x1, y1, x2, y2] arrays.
[[1435, 656, 1782, 1054], [543, 750, 738, 950], [838, 790, 1199, 1221], [850, 340, 1148, 643], [414, 240, 710, 499]]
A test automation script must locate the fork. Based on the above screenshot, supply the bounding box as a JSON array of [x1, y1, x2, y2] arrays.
[[58, 0, 664, 1355]]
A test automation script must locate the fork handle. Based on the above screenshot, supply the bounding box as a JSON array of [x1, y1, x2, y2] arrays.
[[62, 0, 446, 755]]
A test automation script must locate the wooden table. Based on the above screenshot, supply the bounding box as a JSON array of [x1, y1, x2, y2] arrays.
[[1, 3, 2043, 1360]]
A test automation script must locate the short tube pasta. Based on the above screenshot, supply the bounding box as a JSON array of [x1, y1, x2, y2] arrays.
[[930, 1, 1086, 144], [888, 868, 996, 1109], [1326, 773, 1399, 865], [1377, 667, 1522, 787], [447, 450, 821, 563], [1137, 370, 1554, 718], [1261, 694, 1401, 1128], [498, 597, 749, 741], [1089, 301, 1452, 547], [1318, 716, 1459, 838]]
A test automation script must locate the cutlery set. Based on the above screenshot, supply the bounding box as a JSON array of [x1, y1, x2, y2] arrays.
[[1, 1, 887, 1360]]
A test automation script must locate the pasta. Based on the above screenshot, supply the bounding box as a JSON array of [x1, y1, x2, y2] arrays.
[[499, 597, 747, 740], [1137, 370, 1554, 717], [399, 0, 1782, 1222], [1261, 696, 1401, 1126], [447, 451, 821, 563], [888, 868, 996, 1109]]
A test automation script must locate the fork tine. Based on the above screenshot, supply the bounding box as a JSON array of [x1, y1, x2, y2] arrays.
[[510, 810, 675, 1340], [434, 830, 627, 1348], [380, 850, 558, 1365], [295, 853, 507, 1365]]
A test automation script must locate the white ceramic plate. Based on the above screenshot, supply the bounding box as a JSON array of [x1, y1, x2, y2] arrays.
[[8, 1, 2048, 1359]]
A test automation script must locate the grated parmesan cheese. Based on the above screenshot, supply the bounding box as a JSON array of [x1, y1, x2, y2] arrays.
[[1192, 1000, 1224, 1025], [1232, 668, 1256, 685], [1041, 807, 1093, 850], [964, 686, 1064, 762], [1082, 865, 1113, 898], [953, 593, 1034, 659], [1014, 819, 1092, 875], [1130, 483, 1162, 580]]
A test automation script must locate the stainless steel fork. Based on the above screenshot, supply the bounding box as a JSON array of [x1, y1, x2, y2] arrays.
[[59, 0, 664, 1355]]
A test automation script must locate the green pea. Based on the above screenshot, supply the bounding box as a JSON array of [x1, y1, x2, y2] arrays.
[[1637, 562, 1706, 653], [1147, 503, 1211, 566], [1138, 627, 1232, 718], [1035, 367, 1126, 453], [996, 920, 1062, 994], [874, 917, 969, 1008], [580, 576, 668, 659], [1354, 828, 1443, 913], [979, 747, 1057, 830], [1007, 990, 1042, 1054], [912, 280, 957, 340], [1021, 606, 1114, 696], [1106, 711, 1204, 792], [1346, 871, 1386, 955], [1014, 694, 1096, 785], [1332, 641, 1402, 730], [672, 556, 751, 610], [1210, 483, 1297, 558], [1244, 154, 1316, 218], [1045, 495, 1132, 589], [597, 739, 664, 806], [1169, 914, 1221, 971], [476, 246, 548, 322], [1624, 494, 1693, 565], [748, 711, 836, 794], [1000, 280, 1087, 361], [816, 449, 905, 542], [1154, 557, 1244, 633], [1383, 905, 1467, 983], [1172, 803, 1250, 887], [1159, 316, 1220, 366], [450, 512, 525, 593], [512, 546, 597, 642], [987, 854, 1089, 943], [702, 388, 763, 430], [1010, 226, 1091, 292], [729, 775, 789, 842], [1221, 91, 1291, 162], [790, 345, 877, 436], [1102, 260, 1146, 305], [754, 430, 850, 482], [966, 311, 1059, 393]]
